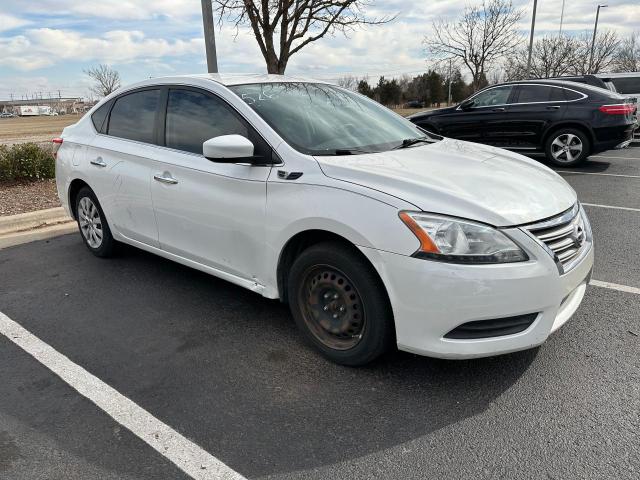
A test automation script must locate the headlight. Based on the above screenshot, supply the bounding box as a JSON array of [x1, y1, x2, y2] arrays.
[[399, 212, 528, 264]]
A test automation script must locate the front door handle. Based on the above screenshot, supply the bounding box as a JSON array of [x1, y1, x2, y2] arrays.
[[90, 157, 107, 167], [546, 105, 561, 110], [153, 173, 178, 185], [491, 107, 506, 112]]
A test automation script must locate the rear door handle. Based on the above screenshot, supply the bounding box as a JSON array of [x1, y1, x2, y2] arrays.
[[546, 105, 561, 110], [90, 157, 107, 167], [491, 108, 505, 112], [153, 173, 178, 185]]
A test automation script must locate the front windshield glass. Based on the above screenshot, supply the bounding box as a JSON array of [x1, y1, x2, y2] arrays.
[[229, 82, 432, 155]]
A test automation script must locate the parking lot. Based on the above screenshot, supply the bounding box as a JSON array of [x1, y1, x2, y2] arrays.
[[1, 146, 639, 480]]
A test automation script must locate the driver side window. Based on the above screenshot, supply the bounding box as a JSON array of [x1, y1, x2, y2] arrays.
[[471, 86, 514, 107]]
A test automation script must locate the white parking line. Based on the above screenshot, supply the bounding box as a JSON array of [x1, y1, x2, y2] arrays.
[[590, 280, 640, 295], [556, 171, 640, 179], [582, 203, 640, 213], [590, 155, 640, 160], [0, 312, 246, 480]]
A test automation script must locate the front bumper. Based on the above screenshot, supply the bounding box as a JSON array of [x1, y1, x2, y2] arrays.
[[359, 226, 594, 359]]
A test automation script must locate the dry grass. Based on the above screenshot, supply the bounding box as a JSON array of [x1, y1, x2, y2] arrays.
[[0, 115, 81, 146]]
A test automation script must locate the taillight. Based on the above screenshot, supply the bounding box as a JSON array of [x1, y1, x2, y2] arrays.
[[598, 104, 636, 115], [52, 137, 63, 159]]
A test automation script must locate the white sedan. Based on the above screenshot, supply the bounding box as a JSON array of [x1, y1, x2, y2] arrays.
[[54, 74, 593, 365]]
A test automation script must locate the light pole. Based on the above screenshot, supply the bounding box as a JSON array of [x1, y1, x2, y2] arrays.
[[201, 0, 218, 73], [525, 0, 538, 79], [448, 58, 453, 105], [589, 4, 608, 74], [559, 0, 566, 37]]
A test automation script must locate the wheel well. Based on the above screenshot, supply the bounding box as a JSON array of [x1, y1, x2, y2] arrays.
[[543, 123, 594, 149], [68, 179, 90, 219], [276, 230, 386, 304]]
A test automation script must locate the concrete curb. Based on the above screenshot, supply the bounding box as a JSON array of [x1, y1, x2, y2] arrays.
[[0, 207, 76, 249]]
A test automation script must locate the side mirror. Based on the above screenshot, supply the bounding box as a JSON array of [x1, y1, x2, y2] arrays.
[[460, 99, 475, 110], [203, 134, 254, 162]]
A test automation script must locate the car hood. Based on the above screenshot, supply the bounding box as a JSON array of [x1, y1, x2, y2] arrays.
[[314, 138, 577, 227]]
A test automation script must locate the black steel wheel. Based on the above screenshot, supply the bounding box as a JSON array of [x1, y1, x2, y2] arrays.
[[287, 242, 394, 366]]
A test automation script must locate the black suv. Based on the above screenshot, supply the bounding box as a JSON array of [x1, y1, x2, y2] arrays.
[[409, 80, 637, 166]]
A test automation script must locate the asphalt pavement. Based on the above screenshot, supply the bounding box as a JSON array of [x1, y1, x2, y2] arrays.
[[0, 146, 639, 480]]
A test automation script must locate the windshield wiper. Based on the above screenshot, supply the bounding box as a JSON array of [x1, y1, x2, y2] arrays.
[[316, 148, 374, 156], [392, 136, 434, 150]]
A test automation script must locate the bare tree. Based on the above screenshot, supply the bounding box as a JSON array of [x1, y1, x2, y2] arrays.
[[574, 30, 619, 74], [614, 31, 640, 72], [505, 35, 579, 80], [84, 64, 121, 97], [215, 1, 394, 74], [425, 0, 523, 92], [335, 74, 358, 90]]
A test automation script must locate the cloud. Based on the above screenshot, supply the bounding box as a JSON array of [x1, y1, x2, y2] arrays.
[[0, 28, 204, 71], [0, 13, 31, 32]]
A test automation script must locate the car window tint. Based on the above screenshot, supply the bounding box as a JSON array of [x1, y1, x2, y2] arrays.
[[564, 89, 583, 101], [108, 90, 160, 143], [548, 87, 566, 101], [517, 85, 563, 103], [471, 87, 513, 107], [611, 77, 640, 94], [91, 100, 112, 133], [166, 89, 248, 154]]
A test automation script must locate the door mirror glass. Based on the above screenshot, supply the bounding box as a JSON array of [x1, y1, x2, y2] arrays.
[[460, 99, 475, 110], [203, 135, 254, 162]]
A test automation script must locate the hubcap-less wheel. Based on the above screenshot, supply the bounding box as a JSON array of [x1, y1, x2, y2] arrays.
[[550, 133, 583, 163], [78, 196, 103, 248], [298, 265, 365, 350]]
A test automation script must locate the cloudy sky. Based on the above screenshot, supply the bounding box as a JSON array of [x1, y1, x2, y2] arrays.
[[0, 0, 638, 99]]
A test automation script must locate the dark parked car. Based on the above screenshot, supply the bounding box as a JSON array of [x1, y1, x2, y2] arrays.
[[409, 80, 637, 166]]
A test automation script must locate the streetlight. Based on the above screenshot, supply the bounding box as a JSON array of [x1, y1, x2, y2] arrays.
[[589, 4, 608, 74], [201, 0, 219, 73], [526, 0, 538, 79]]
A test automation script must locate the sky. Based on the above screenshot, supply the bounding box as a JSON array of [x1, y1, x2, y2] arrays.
[[0, 0, 638, 100]]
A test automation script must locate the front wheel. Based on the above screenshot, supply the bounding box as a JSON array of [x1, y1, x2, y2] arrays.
[[287, 242, 395, 366], [545, 128, 590, 167]]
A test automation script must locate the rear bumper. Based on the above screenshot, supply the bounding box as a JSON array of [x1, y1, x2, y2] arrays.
[[359, 228, 594, 359], [592, 124, 635, 153]]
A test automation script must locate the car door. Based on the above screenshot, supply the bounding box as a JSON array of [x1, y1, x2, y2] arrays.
[[150, 87, 272, 281], [503, 84, 568, 150], [435, 85, 516, 145], [87, 88, 161, 247]]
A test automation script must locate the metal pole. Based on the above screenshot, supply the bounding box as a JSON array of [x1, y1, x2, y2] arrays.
[[526, 0, 538, 79], [559, 0, 566, 37], [201, 0, 218, 73], [448, 58, 453, 106], [589, 5, 607, 74]]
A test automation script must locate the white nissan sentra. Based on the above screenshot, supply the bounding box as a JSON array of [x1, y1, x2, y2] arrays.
[[55, 74, 594, 366]]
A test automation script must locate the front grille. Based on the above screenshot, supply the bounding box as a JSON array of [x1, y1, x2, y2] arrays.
[[444, 313, 538, 339], [524, 204, 589, 274]]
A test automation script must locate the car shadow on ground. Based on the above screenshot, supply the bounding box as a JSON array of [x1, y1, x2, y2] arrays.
[[0, 236, 539, 478]]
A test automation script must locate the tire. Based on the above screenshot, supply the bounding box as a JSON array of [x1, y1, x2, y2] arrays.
[[75, 186, 116, 257], [287, 242, 395, 366], [544, 128, 590, 167]]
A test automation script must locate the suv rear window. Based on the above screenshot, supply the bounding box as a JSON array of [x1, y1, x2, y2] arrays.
[[107, 89, 160, 143], [611, 77, 640, 94]]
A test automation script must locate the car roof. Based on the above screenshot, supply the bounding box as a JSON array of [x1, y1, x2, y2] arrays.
[[147, 73, 330, 87], [492, 79, 623, 98]]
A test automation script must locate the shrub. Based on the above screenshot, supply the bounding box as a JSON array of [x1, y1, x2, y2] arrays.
[[0, 143, 55, 182]]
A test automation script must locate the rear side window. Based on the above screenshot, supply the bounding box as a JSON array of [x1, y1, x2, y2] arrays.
[[108, 89, 160, 143], [165, 89, 248, 154], [564, 89, 584, 101], [517, 85, 565, 103], [91, 100, 112, 133]]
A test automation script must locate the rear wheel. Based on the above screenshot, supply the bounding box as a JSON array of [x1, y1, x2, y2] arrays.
[[75, 186, 116, 257], [545, 128, 590, 167], [287, 242, 394, 366]]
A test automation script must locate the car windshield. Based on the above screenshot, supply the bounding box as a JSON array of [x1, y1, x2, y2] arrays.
[[228, 82, 433, 155]]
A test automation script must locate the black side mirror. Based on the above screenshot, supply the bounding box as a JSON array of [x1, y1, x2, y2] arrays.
[[460, 99, 475, 110]]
